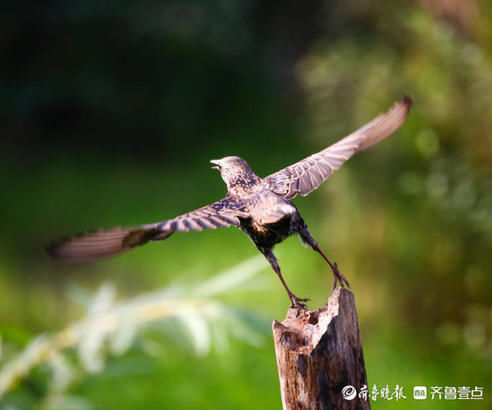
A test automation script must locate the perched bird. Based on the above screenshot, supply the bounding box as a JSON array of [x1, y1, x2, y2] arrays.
[[47, 97, 412, 307]]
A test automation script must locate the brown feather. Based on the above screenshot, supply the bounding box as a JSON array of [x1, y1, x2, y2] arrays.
[[264, 96, 413, 199], [47, 197, 246, 262]]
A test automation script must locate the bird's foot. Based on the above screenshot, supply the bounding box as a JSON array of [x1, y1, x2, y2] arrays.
[[289, 294, 310, 309], [331, 262, 351, 289]]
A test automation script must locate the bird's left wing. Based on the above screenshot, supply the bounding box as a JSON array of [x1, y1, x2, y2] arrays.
[[46, 196, 247, 262], [264, 96, 413, 199], [159, 195, 247, 234]]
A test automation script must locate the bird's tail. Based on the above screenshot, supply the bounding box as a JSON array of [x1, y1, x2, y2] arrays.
[[46, 223, 174, 262]]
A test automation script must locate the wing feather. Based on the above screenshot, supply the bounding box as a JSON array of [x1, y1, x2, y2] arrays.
[[47, 196, 246, 262], [264, 96, 412, 199], [46, 225, 164, 262]]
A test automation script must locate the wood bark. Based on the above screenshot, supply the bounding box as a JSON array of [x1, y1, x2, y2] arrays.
[[272, 287, 370, 410]]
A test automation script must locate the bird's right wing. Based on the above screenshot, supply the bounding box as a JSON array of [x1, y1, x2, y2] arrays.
[[264, 96, 413, 199], [46, 196, 247, 262]]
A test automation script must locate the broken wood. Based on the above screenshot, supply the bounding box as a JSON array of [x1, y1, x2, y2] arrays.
[[272, 287, 370, 410]]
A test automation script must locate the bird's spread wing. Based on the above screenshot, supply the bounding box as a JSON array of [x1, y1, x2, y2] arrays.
[[155, 196, 247, 235], [47, 196, 247, 262], [264, 96, 413, 199]]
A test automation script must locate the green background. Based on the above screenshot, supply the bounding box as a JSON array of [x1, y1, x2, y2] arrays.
[[1, 1, 491, 408]]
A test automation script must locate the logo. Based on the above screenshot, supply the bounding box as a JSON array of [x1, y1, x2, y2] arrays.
[[342, 385, 357, 400], [344, 384, 483, 402], [413, 386, 427, 400]]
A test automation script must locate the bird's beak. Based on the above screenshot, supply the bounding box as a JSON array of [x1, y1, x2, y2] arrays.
[[210, 159, 221, 171]]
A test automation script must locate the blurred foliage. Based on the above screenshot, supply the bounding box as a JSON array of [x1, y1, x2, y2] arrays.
[[1, 0, 491, 409], [0, 257, 269, 408]]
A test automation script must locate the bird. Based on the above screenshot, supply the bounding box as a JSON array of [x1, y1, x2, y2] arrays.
[[47, 96, 413, 307]]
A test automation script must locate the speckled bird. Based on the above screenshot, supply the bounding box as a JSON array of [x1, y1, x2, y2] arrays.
[[47, 97, 413, 307]]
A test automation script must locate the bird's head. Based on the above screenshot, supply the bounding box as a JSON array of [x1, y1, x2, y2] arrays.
[[210, 156, 260, 191]]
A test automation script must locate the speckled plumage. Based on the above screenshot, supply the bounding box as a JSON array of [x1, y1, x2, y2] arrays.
[[47, 97, 412, 306]]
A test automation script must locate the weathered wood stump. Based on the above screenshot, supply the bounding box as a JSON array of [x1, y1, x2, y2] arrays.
[[272, 287, 370, 410]]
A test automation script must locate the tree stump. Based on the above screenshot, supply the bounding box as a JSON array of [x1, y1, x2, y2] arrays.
[[272, 287, 370, 410]]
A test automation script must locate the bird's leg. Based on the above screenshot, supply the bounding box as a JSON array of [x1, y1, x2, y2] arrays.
[[263, 250, 309, 308], [313, 245, 350, 289], [299, 227, 350, 289]]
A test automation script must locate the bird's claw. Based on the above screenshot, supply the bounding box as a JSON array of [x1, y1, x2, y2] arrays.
[[331, 262, 351, 289], [289, 295, 310, 308]]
